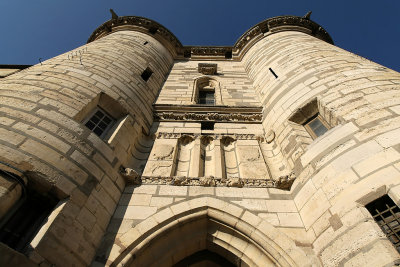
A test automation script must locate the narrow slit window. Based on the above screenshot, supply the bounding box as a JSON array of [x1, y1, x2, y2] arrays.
[[366, 195, 400, 253], [201, 122, 214, 130], [184, 49, 191, 58], [225, 50, 232, 59], [269, 68, 278, 78], [303, 114, 329, 139], [85, 107, 115, 138], [141, 67, 153, 81]]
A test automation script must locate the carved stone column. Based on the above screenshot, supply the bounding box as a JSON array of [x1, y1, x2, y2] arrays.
[[213, 139, 225, 178], [189, 138, 202, 177]]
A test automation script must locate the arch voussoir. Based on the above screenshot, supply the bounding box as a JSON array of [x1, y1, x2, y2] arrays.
[[112, 197, 311, 267]]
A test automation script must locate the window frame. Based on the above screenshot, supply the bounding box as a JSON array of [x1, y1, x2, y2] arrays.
[[141, 67, 153, 82], [198, 88, 215, 105], [303, 113, 330, 139], [0, 169, 58, 253], [83, 106, 116, 139], [192, 77, 222, 106], [366, 194, 400, 253]]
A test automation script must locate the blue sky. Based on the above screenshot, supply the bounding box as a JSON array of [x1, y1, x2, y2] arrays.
[[1, 0, 399, 71]]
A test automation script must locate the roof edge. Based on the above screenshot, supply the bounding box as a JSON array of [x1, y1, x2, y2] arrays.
[[87, 15, 333, 60]]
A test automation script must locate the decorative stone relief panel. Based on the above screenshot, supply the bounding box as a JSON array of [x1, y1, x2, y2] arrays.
[[200, 136, 216, 177], [140, 132, 296, 189], [221, 136, 239, 179], [174, 135, 195, 177], [151, 144, 175, 161], [142, 138, 178, 177], [198, 63, 217, 75], [259, 138, 292, 180], [237, 140, 271, 179]]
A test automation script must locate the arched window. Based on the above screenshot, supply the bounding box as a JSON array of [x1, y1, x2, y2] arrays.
[[192, 77, 222, 105]]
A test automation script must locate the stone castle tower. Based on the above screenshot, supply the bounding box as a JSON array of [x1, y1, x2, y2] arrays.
[[1, 13, 400, 267]]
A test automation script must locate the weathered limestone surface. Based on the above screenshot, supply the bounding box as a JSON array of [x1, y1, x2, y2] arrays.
[[0, 29, 173, 265], [243, 30, 400, 266], [2, 15, 400, 267], [157, 60, 261, 107], [0, 172, 22, 219]]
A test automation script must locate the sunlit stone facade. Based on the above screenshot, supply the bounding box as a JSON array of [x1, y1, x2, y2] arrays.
[[1, 14, 400, 266]]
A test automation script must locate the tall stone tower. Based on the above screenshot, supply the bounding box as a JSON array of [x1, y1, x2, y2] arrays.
[[1, 13, 400, 267]]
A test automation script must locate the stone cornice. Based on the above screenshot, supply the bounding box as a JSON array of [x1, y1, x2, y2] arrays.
[[234, 15, 333, 53], [155, 112, 262, 123], [88, 15, 333, 61], [154, 105, 262, 123], [155, 132, 263, 140], [138, 174, 296, 190], [87, 16, 184, 57], [184, 46, 233, 60]]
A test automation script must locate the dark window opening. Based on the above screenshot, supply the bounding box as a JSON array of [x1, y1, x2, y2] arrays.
[[184, 49, 192, 58], [366, 195, 400, 253], [269, 68, 278, 78], [143, 41, 148, 45], [174, 249, 236, 267], [141, 67, 153, 82], [303, 114, 329, 139], [201, 122, 214, 130], [198, 90, 215, 105], [85, 107, 115, 138], [0, 188, 58, 253], [148, 27, 158, 34], [225, 50, 232, 59]]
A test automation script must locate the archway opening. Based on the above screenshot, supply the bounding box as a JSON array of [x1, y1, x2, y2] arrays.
[[113, 198, 312, 267], [122, 213, 276, 266], [173, 250, 236, 267]]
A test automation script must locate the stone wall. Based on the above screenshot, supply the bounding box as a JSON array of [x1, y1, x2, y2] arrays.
[[157, 60, 261, 107], [94, 29, 400, 266], [96, 185, 317, 266], [2, 16, 400, 267], [0, 30, 173, 265], [243, 31, 400, 266]]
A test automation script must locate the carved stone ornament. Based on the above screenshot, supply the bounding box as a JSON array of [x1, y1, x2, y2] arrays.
[[198, 63, 217, 75], [155, 132, 262, 141], [189, 47, 232, 57], [265, 130, 275, 143], [155, 112, 262, 123], [226, 177, 244, 188], [172, 176, 189, 186], [199, 176, 216, 187], [234, 15, 333, 52], [87, 16, 184, 57], [151, 144, 174, 160], [89, 15, 332, 60], [120, 167, 142, 185], [275, 172, 296, 190], [234, 26, 262, 51], [140, 172, 296, 190]]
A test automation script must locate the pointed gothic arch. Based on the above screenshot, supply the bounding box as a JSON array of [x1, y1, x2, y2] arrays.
[[111, 197, 313, 266]]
